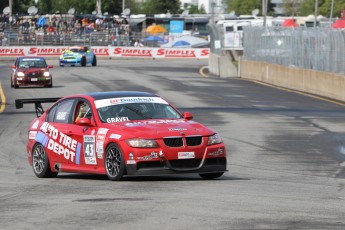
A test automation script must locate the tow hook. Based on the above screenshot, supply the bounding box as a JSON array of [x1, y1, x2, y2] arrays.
[[159, 150, 165, 162]]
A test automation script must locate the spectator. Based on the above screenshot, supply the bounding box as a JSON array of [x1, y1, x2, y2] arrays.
[[134, 39, 143, 47]]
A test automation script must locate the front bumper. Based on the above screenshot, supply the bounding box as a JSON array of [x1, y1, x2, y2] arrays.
[[16, 77, 52, 86], [125, 144, 227, 176], [126, 157, 227, 176], [59, 58, 81, 65]]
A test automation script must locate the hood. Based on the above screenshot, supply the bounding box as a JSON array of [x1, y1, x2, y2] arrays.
[[103, 119, 215, 139], [16, 67, 48, 75]]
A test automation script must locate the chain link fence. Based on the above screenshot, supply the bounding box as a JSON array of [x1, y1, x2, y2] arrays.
[[243, 27, 345, 75]]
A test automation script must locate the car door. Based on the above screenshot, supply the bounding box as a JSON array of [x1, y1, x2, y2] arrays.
[[42, 98, 81, 166]]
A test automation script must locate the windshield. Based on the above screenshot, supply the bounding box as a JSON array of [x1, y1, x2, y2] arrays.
[[19, 58, 47, 68], [70, 48, 85, 53], [95, 98, 182, 123]]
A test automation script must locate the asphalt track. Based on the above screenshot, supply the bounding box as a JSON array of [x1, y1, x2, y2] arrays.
[[0, 59, 345, 230]]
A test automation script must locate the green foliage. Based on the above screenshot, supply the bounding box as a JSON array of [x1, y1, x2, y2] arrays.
[[319, 0, 345, 17], [182, 3, 206, 14], [140, 0, 181, 15], [226, 0, 261, 15]]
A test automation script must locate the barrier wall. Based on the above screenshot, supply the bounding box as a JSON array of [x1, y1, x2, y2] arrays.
[[0, 46, 209, 59], [240, 59, 345, 102]]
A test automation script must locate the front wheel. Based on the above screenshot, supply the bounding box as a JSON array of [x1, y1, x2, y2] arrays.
[[14, 78, 19, 89], [199, 172, 224, 180], [32, 143, 58, 178], [104, 143, 125, 181], [81, 56, 86, 66], [92, 55, 97, 66]]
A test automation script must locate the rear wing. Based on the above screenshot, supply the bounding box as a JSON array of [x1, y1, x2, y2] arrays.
[[15, 97, 62, 117]]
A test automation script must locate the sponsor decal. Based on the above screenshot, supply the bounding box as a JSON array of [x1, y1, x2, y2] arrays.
[[126, 160, 136, 164], [92, 47, 109, 56], [94, 97, 168, 109], [28, 47, 66, 56], [29, 131, 37, 139], [207, 148, 224, 156], [169, 127, 187, 131], [31, 120, 39, 129], [107, 117, 129, 123], [56, 111, 67, 120], [113, 48, 152, 57], [178, 152, 195, 159], [109, 134, 122, 139], [126, 119, 186, 127], [96, 128, 108, 158], [23, 58, 44, 61], [38, 122, 82, 164], [0, 48, 25, 56], [157, 49, 196, 58], [137, 151, 159, 160], [84, 135, 97, 165]]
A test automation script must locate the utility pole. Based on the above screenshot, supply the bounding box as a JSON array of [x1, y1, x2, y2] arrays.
[[314, 0, 318, 27], [9, 0, 12, 18], [122, 0, 125, 13], [330, 0, 334, 22], [263, 0, 268, 27]]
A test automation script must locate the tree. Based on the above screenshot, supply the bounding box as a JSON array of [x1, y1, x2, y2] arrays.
[[140, 0, 181, 15], [182, 3, 206, 14], [226, 0, 261, 16], [319, 0, 345, 18], [299, 0, 314, 16]]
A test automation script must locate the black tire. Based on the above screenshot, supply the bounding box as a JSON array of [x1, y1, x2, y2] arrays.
[[81, 56, 86, 66], [32, 143, 58, 178], [10, 78, 14, 88], [199, 172, 224, 180], [104, 143, 125, 181], [14, 78, 19, 89], [48, 79, 53, 88], [92, 55, 97, 66]]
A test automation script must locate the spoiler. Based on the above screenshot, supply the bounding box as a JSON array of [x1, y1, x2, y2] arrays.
[[15, 97, 62, 117]]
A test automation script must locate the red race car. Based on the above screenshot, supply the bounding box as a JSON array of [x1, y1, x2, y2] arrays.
[[16, 91, 227, 181], [11, 57, 53, 88]]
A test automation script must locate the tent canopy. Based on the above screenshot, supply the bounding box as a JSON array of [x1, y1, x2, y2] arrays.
[[145, 23, 167, 35], [332, 19, 345, 28], [282, 19, 298, 28]]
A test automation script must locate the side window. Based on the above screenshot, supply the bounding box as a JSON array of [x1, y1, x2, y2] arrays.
[[47, 106, 57, 122], [75, 100, 92, 123], [47, 99, 75, 124]]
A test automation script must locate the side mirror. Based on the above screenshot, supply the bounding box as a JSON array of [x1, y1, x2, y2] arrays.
[[76, 117, 92, 126], [48, 65, 53, 69], [183, 112, 193, 120]]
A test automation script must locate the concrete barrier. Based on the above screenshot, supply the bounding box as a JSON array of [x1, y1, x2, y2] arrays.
[[240, 59, 345, 102], [208, 51, 239, 78]]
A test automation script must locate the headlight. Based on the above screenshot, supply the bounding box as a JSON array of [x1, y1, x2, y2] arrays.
[[207, 133, 222, 145], [43, 71, 50, 77], [126, 139, 158, 148], [17, 72, 25, 77]]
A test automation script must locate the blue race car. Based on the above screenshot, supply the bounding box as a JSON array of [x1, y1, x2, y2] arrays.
[[59, 46, 97, 67]]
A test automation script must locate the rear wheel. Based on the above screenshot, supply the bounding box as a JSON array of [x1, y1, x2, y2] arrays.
[[104, 143, 125, 181], [81, 56, 86, 66], [199, 172, 224, 180], [32, 143, 58, 178], [10, 77, 13, 88], [92, 55, 97, 66]]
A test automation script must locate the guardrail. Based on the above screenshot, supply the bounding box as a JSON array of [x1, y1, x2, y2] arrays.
[[0, 46, 209, 59]]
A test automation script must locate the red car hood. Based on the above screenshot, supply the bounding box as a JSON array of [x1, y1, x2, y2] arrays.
[[102, 119, 215, 139], [16, 67, 48, 74]]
